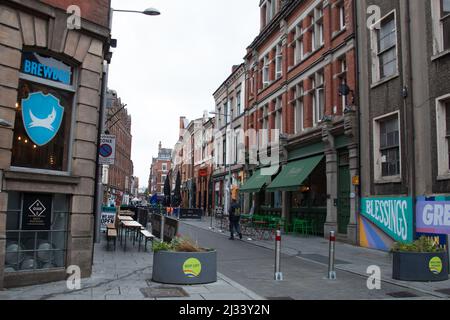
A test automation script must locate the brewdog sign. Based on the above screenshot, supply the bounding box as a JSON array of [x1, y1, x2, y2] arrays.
[[361, 197, 413, 243]]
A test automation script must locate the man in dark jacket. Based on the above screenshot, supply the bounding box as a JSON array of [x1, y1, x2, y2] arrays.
[[228, 198, 242, 240]]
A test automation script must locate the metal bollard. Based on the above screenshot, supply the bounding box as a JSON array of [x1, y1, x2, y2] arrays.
[[274, 230, 283, 281], [160, 214, 165, 243], [328, 231, 337, 280]]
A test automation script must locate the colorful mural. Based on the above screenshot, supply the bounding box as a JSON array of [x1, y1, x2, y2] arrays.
[[359, 215, 395, 251]]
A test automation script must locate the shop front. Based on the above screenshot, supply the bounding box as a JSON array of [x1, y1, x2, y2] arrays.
[[0, 1, 110, 288]]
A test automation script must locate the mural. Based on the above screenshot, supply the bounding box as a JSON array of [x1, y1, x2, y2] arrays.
[[359, 215, 394, 251]]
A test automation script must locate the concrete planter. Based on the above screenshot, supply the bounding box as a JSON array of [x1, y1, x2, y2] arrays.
[[392, 251, 449, 282], [152, 250, 217, 285]]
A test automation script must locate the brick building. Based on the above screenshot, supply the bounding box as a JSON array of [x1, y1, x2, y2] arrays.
[[212, 64, 247, 215], [104, 89, 133, 206], [0, 0, 112, 287], [241, 0, 359, 243], [148, 142, 172, 196]]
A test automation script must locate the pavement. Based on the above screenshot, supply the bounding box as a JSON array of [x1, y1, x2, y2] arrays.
[[181, 217, 450, 299], [0, 233, 264, 300]]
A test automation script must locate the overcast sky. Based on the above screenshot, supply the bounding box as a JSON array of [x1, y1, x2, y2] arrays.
[[108, 0, 260, 188]]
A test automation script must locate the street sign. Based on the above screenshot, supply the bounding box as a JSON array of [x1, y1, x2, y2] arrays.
[[99, 134, 116, 165]]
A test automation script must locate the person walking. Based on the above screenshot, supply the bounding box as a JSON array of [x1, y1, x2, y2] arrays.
[[228, 198, 242, 240]]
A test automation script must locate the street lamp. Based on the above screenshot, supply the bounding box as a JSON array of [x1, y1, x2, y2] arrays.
[[112, 8, 161, 16], [94, 6, 161, 244]]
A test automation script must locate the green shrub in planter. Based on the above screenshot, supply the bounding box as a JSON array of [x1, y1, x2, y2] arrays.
[[391, 237, 448, 282]]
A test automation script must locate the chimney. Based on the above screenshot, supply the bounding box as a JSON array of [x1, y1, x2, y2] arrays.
[[179, 116, 186, 139], [158, 141, 162, 152]]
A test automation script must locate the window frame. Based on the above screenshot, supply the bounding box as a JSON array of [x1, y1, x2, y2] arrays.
[[436, 94, 450, 179], [11, 53, 78, 176], [370, 10, 399, 84], [373, 111, 402, 183]]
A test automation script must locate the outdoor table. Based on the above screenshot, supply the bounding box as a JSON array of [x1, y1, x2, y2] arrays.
[[121, 221, 143, 251], [117, 216, 134, 243], [119, 210, 135, 217], [118, 216, 133, 221]]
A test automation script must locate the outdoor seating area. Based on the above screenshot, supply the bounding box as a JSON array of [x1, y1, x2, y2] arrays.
[[213, 208, 325, 240], [106, 209, 155, 252]]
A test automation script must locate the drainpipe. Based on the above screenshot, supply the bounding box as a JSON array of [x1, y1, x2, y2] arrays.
[[400, 0, 416, 236]]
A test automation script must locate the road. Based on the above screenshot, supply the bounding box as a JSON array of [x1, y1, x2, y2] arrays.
[[179, 222, 440, 300]]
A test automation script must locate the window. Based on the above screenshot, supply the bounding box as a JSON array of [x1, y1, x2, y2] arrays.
[[223, 102, 228, 126], [275, 44, 283, 79], [374, 113, 401, 180], [442, 0, 450, 50], [275, 98, 283, 134], [313, 7, 324, 50], [236, 91, 242, 115], [229, 97, 234, 120], [162, 163, 167, 172], [340, 58, 348, 112], [339, 4, 346, 30], [263, 56, 270, 87], [5, 193, 69, 273], [373, 13, 397, 81], [12, 52, 75, 172], [294, 84, 304, 133], [436, 97, 450, 176], [161, 174, 166, 183], [312, 72, 325, 126]]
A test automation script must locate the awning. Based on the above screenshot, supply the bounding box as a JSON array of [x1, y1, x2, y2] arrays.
[[266, 155, 324, 192], [239, 169, 273, 193]]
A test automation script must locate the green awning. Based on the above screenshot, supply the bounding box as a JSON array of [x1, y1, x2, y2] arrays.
[[266, 155, 324, 192], [239, 169, 273, 193]]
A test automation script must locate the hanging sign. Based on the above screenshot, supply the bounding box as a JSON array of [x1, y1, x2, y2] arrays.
[[99, 134, 116, 165], [22, 194, 52, 230]]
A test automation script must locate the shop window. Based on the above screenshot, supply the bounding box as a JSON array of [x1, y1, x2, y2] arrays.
[[11, 51, 75, 172], [373, 112, 401, 181], [5, 193, 69, 273]]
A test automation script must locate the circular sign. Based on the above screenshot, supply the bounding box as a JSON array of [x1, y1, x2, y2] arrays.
[[429, 257, 443, 275], [183, 258, 202, 278], [100, 144, 113, 157]]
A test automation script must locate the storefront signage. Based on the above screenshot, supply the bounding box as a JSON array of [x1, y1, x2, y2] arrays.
[[361, 197, 413, 243], [22, 194, 52, 230], [416, 201, 450, 235], [100, 207, 116, 232], [99, 134, 116, 165], [22, 92, 64, 146], [21, 51, 72, 85]]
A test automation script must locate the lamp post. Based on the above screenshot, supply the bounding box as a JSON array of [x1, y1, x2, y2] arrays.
[[94, 6, 161, 244]]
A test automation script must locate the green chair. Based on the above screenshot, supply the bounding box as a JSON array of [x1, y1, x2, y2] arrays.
[[292, 218, 314, 236]]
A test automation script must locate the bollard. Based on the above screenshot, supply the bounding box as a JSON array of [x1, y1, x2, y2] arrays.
[[160, 214, 165, 243], [328, 231, 337, 280], [274, 230, 283, 281]]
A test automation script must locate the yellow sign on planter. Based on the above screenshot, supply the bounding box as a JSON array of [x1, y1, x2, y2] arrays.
[[429, 257, 443, 275], [183, 258, 202, 278]]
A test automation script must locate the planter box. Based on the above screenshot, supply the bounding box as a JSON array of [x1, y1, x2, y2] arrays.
[[152, 250, 217, 285], [392, 251, 449, 282]]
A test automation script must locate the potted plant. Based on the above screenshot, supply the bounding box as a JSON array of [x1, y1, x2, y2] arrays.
[[391, 236, 448, 282], [152, 237, 217, 285]]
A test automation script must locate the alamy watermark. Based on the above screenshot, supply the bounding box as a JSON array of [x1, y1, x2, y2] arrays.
[[66, 265, 81, 290], [67, 5, 81, 30], [366, 265, 381, 290]]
